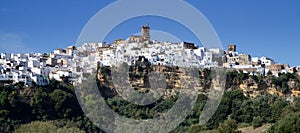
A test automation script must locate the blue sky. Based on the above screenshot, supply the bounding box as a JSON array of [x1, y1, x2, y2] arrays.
[[0, 0, 300, 66]]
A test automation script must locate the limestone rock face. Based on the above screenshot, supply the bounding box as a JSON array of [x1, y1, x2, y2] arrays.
[[97, 67, 300, 99], [97, 66, 212, 99]]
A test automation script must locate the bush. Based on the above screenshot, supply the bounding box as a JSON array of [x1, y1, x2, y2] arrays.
[[271, 112, 300, 132], [14, 121, 57, 133], [14, 121, 85, 133], [218, 119, 238, 133], [188, 125, 207, 133], [252, 116, 263, 128]]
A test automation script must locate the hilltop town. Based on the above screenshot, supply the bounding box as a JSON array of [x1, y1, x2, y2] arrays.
[[1, 24, 300, 133], [0, 24, 299, 86]]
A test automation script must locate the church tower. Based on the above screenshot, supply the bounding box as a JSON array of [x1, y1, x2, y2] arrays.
[[142, 23, 150, 42]]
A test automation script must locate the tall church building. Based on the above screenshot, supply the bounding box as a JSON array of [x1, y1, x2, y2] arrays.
[[142, 23, 150, 42]]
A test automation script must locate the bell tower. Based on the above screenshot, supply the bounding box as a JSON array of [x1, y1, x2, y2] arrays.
[[228, 44, 237, 52], [142, 23, 150, 42]]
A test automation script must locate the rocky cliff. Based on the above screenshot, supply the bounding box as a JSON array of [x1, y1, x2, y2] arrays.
[[97, 66, 300, 100]]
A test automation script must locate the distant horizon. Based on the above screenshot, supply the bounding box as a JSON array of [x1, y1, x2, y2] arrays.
[[1, 0, 300, 66]]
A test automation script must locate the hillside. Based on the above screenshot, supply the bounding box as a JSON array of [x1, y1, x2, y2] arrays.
[[97, 65, 300, 100], [0, 65, 299, 132]]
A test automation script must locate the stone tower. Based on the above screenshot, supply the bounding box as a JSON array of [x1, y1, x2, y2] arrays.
[[142, 23, 150, 42], [228, 44, 237, 52]]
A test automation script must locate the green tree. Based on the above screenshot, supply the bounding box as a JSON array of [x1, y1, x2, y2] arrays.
[[252, 116, 263, 128], [0, 110, 19, 132], [271, 112, 300, 132], [14, 121, 85, 133], [296, 99, 300, 111], [58, 126, 85, 133], [14, 121, 57, 133], [30, 87, 51, 120], [50, 89, 80, 118], [188, 125, 207, 133], [270, 98, 288, 122], [218, 118, 238, 133]]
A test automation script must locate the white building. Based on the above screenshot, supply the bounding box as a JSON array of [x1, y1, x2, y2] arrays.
[[260, 56, 275, 66]]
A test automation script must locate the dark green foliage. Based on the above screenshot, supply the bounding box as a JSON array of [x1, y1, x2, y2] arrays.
[[0, 85, 23, 132], [1, 68, 300, 132], [0, 80, 96, 132], [14, 121, 86, 133], [202, 91, 292, 131], [105, 94, 179, 120], [31, 87, 51, 120], [270, 112, 300, 132], [14, 121, 58, 133], [252, 116, 263, 128], [250, 75, 259, 83], [218, 118, 238, 133], [271, 73, 299, 94], [226, 70, 249, 88], [50, 89, 81, 118], [188, 124, 207, 133], [205, 91, 246, 129], [0, 109, 20, 132], [296, 99, 300, 111]]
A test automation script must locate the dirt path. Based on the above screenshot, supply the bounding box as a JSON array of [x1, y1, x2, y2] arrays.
[[238, 124, 271, 133]]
